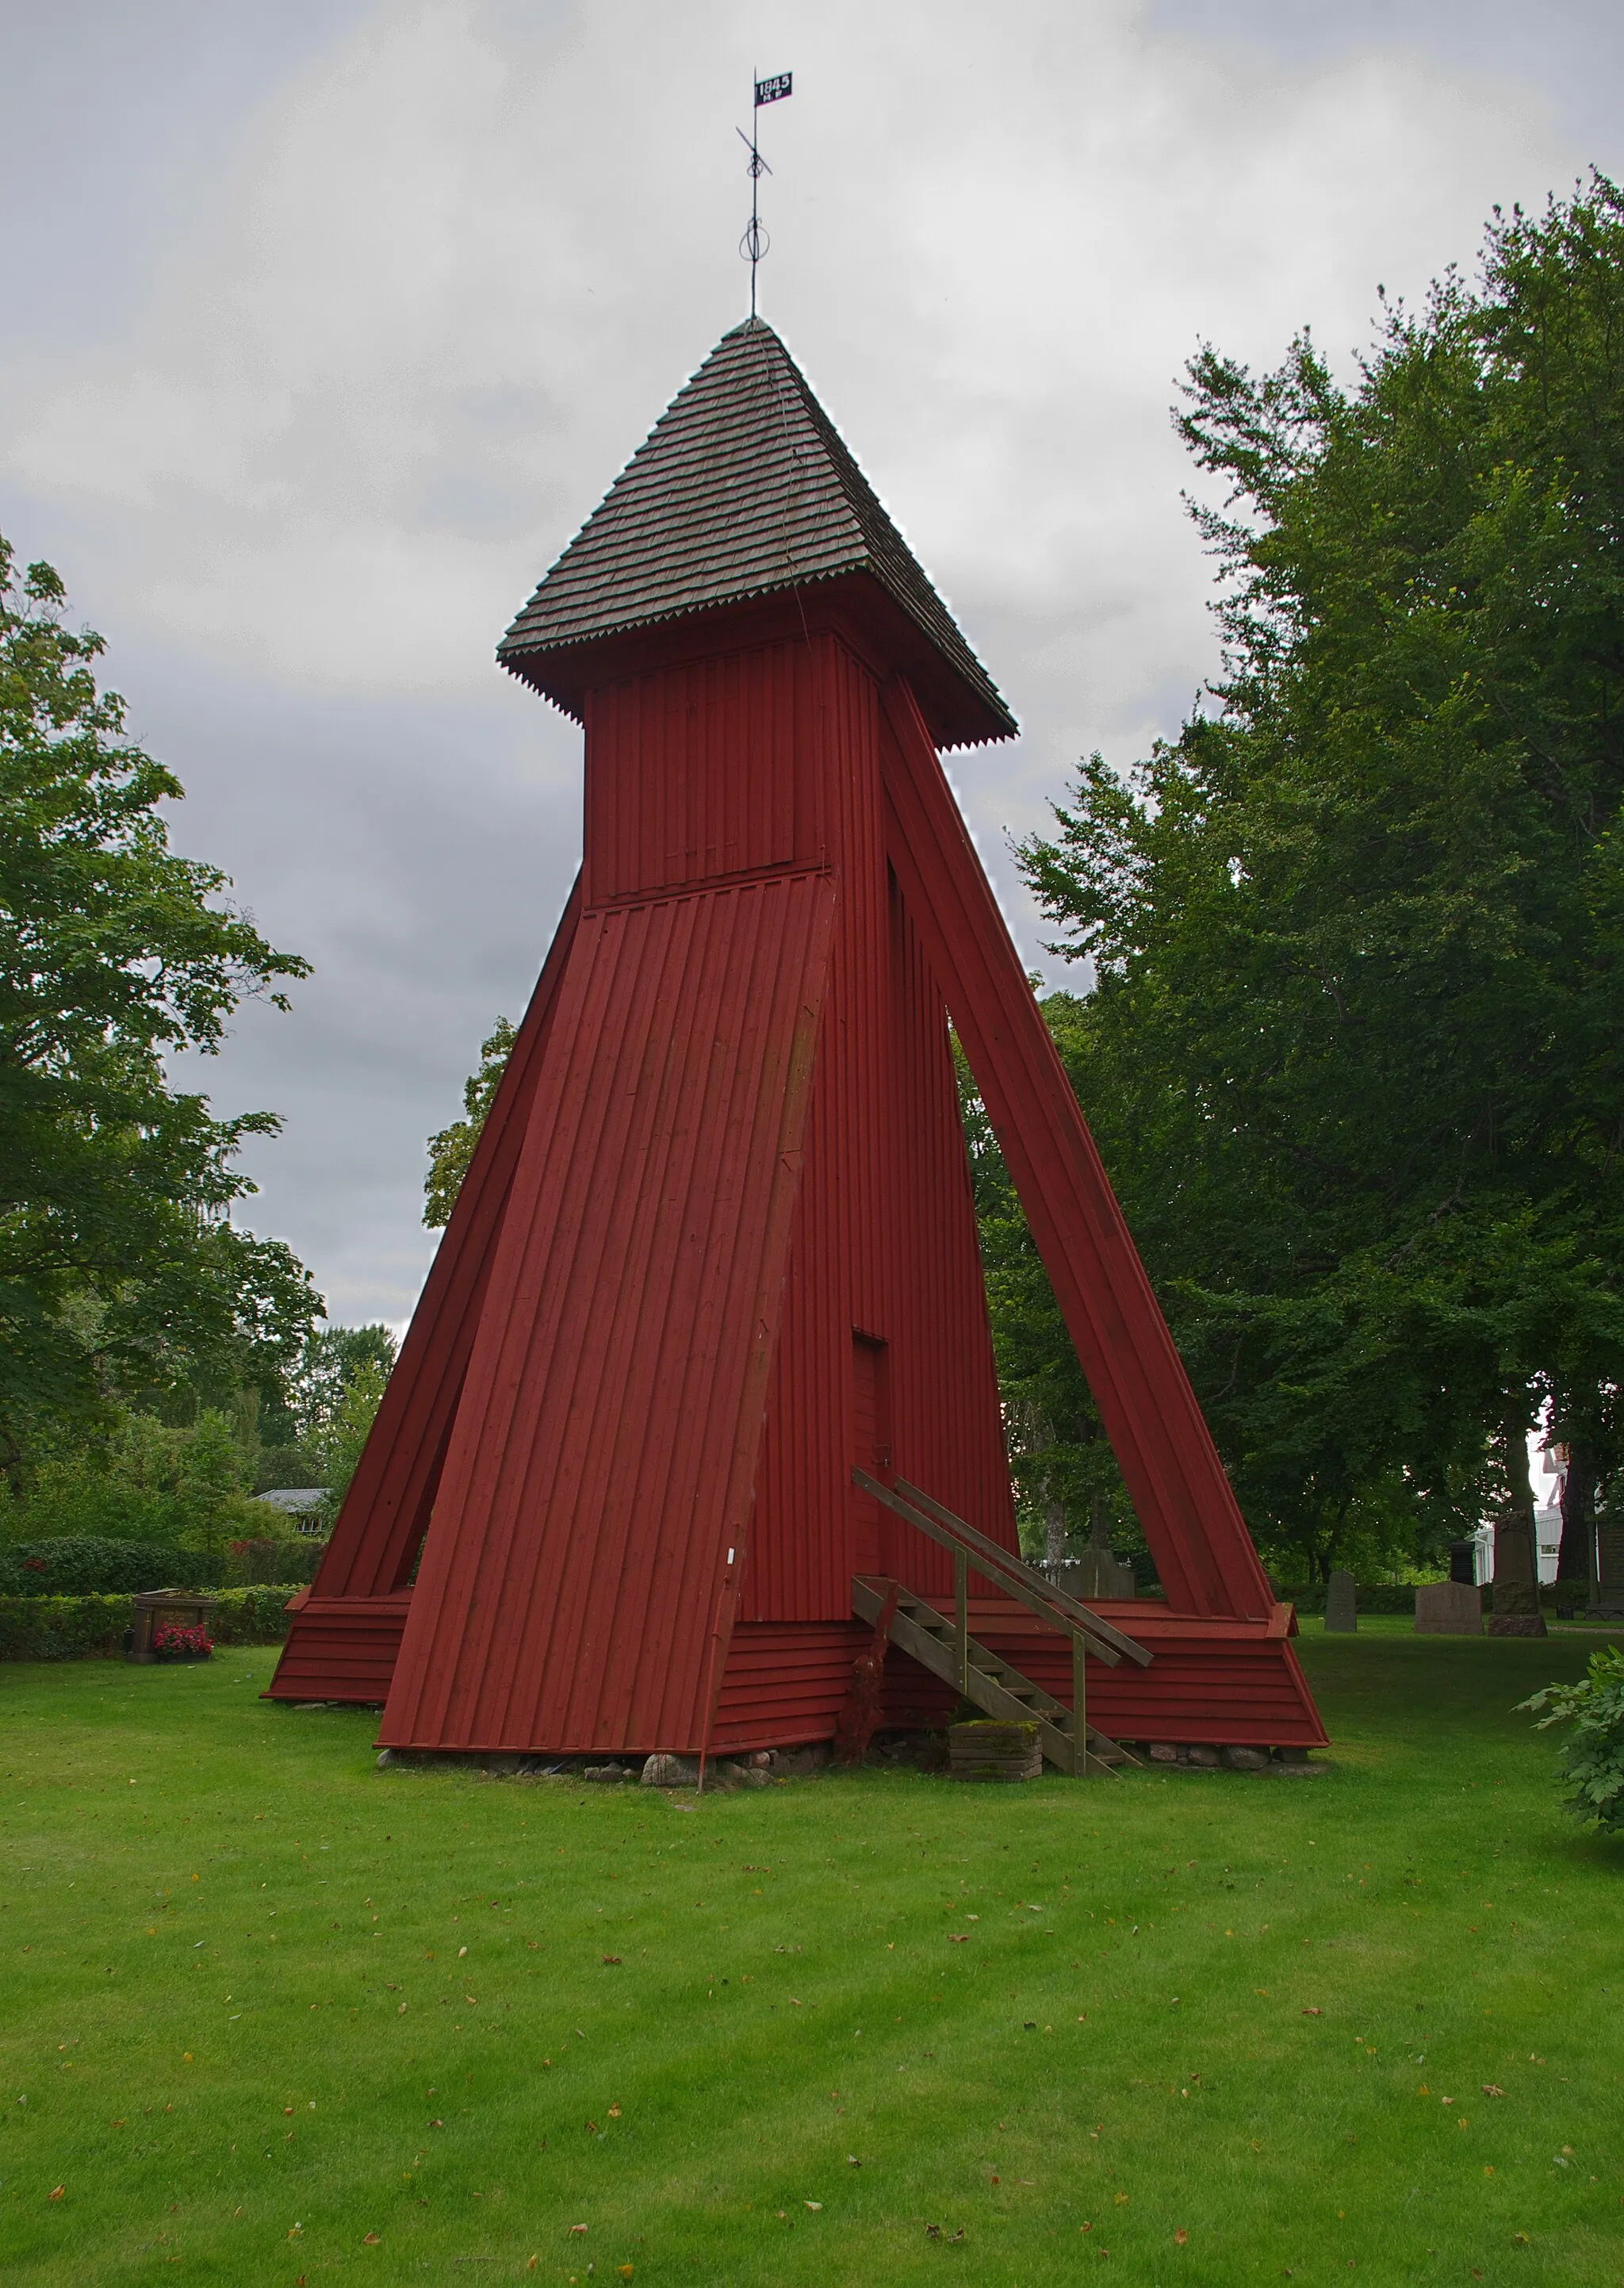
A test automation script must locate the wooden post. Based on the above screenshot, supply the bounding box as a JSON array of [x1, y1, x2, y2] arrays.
[[1072, 1632, 1087, 1776], [955, 1549, 968, 1696]]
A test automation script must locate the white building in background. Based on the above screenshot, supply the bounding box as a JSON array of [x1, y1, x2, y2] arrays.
[[1534, 1506, 1563, 1585]]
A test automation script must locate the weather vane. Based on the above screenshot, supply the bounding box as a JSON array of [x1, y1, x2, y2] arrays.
[[739, 69, 792, 316]]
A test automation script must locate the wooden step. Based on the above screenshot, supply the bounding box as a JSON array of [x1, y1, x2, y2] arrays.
[[853, 1576, 1131, 1776]]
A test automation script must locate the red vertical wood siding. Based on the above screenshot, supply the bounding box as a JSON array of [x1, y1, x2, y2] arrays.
[[584, 642, 828, 903], [878, 674, 1277, 1620], [883, 872, 1019, 1599], [378, 869, 835, 1753], [737, 636, 1021, 1633], [266, 880, 583, 1701]]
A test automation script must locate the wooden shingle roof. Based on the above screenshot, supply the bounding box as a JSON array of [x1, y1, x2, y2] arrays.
[[498, 317, 1016, 745]]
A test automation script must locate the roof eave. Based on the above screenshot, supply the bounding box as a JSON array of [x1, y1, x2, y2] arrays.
[[497, 569, 1017, 751]]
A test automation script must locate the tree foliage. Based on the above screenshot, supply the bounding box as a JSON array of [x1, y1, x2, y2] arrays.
[[1519, 1644, 1624, 1833], [1005, 178, 1624, 1590], [0, 538, 320, 1471], [424, 1017, 515, 1228]]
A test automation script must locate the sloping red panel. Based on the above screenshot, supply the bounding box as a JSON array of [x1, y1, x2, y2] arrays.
[[879, 675, 1277, 1622], [279, 876, 581, 1608], [378, 868, 837, 1754]]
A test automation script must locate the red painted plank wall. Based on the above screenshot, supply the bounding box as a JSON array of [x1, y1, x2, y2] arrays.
[[739, 635, 1017, 1627], [585, 641, 829, 901], [379, 870, 834, 1753]]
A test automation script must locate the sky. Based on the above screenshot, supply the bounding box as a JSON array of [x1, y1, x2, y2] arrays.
[[2, 0, 1619, 1332]]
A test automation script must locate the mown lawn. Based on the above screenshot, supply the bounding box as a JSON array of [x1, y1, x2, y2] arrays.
[[1, 1627, 1620, 2286]]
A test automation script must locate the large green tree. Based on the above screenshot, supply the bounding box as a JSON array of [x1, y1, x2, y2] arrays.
[[0, 540, 319, 1476], [1008, 179, 1624, 1615]]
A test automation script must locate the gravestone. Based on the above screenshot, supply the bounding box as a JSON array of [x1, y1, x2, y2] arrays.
[[1059, 1501, 1138, 1600], [1415, 1581, 1482, 1635], [1323, 1568, 1358, 1632], [1593, 1523, 1624, 1620]]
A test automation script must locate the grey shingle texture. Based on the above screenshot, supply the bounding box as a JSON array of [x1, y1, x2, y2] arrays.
[[498, 317, 1015, 740]]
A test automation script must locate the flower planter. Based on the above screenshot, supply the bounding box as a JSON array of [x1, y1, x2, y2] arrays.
[[127, 1592, 218, 1664]]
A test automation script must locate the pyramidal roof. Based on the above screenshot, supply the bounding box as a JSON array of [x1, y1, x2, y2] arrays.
[[499, 317, 1016, 744]]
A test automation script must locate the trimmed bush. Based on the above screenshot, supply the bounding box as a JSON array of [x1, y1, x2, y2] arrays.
[[0, 1596, 132, 1661], [224, 1535, 324, 1588], [0, 1537, 222, 1597], [0, 1586, 297, 1661], [1272, 1581, 1427, 1615], [213, 1588, 303, 1646], [0, 1536, 317, 1597]]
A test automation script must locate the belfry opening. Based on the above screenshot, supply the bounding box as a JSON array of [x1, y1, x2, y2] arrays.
[[268, 316, 1326, 1766]]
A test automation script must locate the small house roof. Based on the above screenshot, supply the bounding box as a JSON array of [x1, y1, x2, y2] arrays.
[[498, 317, 1016, 747]]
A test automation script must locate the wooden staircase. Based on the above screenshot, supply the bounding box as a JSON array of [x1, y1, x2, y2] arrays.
[[850, 1472, 1153, 1776]]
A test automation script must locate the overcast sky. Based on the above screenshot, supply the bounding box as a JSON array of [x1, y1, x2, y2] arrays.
[[2, 0, 1618, 1331]]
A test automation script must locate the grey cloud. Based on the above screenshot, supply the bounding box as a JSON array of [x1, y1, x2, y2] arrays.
[[1, 0, 1616, 1321]]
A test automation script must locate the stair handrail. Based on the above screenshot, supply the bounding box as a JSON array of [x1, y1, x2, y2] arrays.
[[853, 1469, 1152, 1669]]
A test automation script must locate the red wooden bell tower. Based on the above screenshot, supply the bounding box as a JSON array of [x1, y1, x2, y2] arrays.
[[270, 318, 1324, 1761]]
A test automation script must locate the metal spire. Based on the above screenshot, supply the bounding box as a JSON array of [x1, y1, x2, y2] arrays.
[[739, 69, 791, 317]]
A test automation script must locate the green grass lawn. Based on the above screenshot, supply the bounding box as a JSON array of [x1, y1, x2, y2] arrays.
[[2, 1631, 1620, 2286]]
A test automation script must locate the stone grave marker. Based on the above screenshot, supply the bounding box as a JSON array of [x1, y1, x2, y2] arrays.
[[1593, 1523, 1624, 1620], [1415, 1581, 1482, 1635], [1324, 1568, 1358, 1632]]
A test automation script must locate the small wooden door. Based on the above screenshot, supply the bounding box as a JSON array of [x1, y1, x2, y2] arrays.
[[852, 1333, 891, 1577]]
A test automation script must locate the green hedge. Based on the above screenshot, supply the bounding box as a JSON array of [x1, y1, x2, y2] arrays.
[[0, 1537, 223, 1597], [1274, 1582, 1431, 1615], [0, 1535, 320, 1597], [0, 1587, 297, 1662]]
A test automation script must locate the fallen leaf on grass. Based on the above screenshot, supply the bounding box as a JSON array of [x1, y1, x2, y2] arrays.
[[619, 2268, 634, 2281], [1482, 2084, 1507, 2098], [926, 2225, 941, 2240], [49, 2186, 63, 2202], [569, 2223, 587, 2235], [1511, 2232, 1530, 2245], [805, 2200, 822, 2210], [948, 1934, 969, 1944], [1301, 2008, 1323, 2018], [363, 2232, 380, 2244], [607, 2104, 622, 2118], [1175, 2229, 1189, 2244], [603, 1956, 622, 1966], [1115, 2192, 1130, 2206]]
